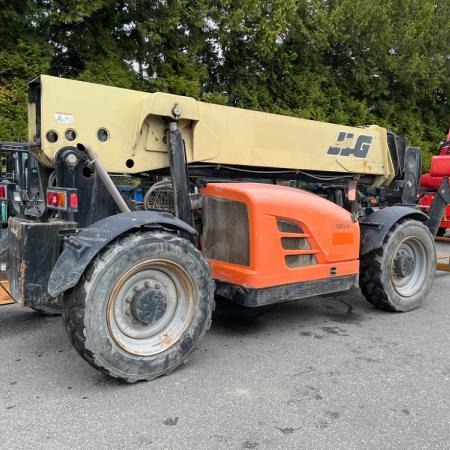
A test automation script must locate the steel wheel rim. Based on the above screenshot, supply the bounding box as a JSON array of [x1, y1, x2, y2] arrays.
[[390, 237, 427, 297], [107, 259, 195, 356]]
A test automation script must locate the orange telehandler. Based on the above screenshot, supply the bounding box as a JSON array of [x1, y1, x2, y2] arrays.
[[0, 76, 448, 382]]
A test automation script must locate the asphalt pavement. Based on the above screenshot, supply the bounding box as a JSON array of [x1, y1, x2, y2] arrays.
[[1, 243, 450, 449]]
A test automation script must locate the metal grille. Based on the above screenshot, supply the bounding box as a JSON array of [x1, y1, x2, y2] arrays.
[[277, 219, 303, 233], [285, 254, 317, 268], [203, 197, 250, 266], [277, 217, 317, 268]]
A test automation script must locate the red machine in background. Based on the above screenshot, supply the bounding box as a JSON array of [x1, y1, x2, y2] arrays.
[[419, 128, 450, 236]]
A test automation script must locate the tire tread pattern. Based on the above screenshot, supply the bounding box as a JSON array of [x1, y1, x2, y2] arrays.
[[360, 219, 435, 312], [63, 230, 215, 383]]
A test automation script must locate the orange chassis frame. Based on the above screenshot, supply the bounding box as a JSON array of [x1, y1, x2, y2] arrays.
[[202, 183, 361, 305]]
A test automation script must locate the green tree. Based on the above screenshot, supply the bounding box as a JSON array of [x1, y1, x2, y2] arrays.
[[206, 0, 297, 109], [0, 0, 52, 140], [123, 0, 215, 97], [0, 0, 449, 169], [283, 0, 450, 166], [35, 0, 135, 87]]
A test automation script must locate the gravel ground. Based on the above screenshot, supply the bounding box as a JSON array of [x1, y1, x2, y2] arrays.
[[0, 243, 449, 449]]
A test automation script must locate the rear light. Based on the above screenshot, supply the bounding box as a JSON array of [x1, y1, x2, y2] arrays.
[[0, 185, 22, 203], [47, 191, 66, 208], [0, 184, 7, 201], [69, 192, 78, 209], [46, 188, 78, 212]]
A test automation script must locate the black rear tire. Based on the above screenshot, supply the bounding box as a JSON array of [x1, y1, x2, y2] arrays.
[[63, 230, 214, 383], [360, 219, 436, 312]]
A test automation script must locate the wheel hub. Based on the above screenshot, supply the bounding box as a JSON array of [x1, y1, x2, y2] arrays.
[[394, 251, 415, 277], [107, 261, 195, 356], [130, 286, 167, 324]]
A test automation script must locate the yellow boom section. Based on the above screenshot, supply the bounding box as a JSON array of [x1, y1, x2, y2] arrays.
[[29, 75, 395, 187]]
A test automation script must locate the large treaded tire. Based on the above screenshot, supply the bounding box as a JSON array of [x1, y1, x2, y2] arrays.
[[360, 219, 436, 312], [63, 230, 215, 383]]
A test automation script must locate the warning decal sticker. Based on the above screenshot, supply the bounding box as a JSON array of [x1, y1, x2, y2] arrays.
[[54, 112, 74, 124]]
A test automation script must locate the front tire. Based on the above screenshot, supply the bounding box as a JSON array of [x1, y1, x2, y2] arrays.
[[63, 230, 214, 382], [360, 220, 436, 312]]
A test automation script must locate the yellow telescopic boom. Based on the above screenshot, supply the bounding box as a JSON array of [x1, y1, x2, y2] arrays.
[[29, 75, 394, 186]]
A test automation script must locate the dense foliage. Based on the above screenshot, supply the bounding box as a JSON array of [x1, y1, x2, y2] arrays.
[[1, 0, 449, 167]]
